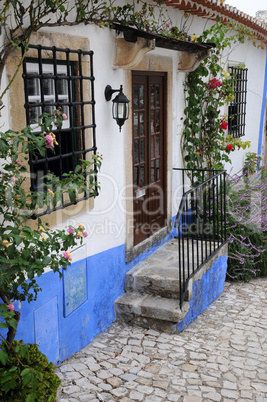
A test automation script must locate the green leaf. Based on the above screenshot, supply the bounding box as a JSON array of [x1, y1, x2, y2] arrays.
[[22, 372, 32, 387], [20, 345, 28, 358], [68, 190, 76, 203], [21, 367, 30, 376], [25, 394, 33, 402], [0, 373, 13, 384], [6, 243, 16, 257], [14, 235, 23, 246], [8, 318, 18, 329], [75, 164, 82, 173], [0, 350, 8, 365]]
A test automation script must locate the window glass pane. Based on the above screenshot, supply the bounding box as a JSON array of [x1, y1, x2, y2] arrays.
[[140, 164, 145, 187], [151, 135, 155, 158], [43, 74, 54, 96], [140, 138, 145, 162], [61, 131, 73, 154], [150, 85, 155, 107], [134, 166, 139, 187], [27, 75, 39, 96], [134, 140, 139, 164], [133, 85, 138, 110], [150, 110, 155, 133], [139, 113, 144, 136], [156, 110, 160, 132], [139, 85, 144, 109], [133, 112, 138, 138], [44, 100, 54, 115], [156, 84, 160, 107], [151, 160, 155, 183], [156, 158, 160, 181], [29, 103, 41, 124], [56, 76, 68, 95], [156, 135, 160, 157]]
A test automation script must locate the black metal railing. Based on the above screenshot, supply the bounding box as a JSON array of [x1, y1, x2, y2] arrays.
[[173, 168, 227, 309]]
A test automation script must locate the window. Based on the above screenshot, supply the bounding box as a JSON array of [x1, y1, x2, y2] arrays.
[[22, 44, 97, 214], [228, 67, 248, 138]]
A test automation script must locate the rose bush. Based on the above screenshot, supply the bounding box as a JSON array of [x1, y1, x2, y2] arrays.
[[182, 20, 254, 180], [0, 109, 102, 400], [0, 110, 102, 360]]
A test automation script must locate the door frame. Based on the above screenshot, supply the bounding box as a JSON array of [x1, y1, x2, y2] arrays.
[[123, 54, 174, 262]]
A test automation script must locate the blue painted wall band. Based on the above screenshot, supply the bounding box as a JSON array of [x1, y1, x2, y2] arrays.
[[1, 231, 174, 365], [1, 218, 227, 365]]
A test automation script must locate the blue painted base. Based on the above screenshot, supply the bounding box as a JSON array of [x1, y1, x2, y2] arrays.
[[176, 254, 228, 332], [1, 231, 174, 365], [1, 217, 226, 365]]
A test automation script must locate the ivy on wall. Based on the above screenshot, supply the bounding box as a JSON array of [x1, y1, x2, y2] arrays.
[[181, 19, 259, 175]]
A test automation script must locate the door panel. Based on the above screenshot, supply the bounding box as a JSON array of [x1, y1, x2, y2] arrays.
[[132, 72, 166, 246]]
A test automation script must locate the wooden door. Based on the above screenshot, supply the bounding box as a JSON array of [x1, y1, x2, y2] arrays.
[[132, 71, 167, 246]]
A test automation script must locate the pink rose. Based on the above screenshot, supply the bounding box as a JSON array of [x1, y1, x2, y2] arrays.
[[16, 160, 23, 168], [67, 227, 75, 234], [45, 134, 54, 149], [63, 251, 72, 261], [7, 304, 14, 311], [83, 231, 88, 238]]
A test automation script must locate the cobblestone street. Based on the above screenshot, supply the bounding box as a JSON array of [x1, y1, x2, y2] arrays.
[[56, 278, 267, 401]]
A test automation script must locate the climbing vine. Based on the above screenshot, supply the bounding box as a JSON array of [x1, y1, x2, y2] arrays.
[[181, 19, 259, 175]]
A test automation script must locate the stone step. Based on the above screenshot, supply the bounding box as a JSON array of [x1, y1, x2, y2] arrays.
[[115, 240, 192, 332], [115, 292, 190, 333], [125, 265, 180, 299]]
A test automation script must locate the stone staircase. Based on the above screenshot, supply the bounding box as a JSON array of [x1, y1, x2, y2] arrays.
[[115, 239, 190, 333]]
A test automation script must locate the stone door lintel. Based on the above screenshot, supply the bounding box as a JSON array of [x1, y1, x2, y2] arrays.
[[114, 36, 210, 72]]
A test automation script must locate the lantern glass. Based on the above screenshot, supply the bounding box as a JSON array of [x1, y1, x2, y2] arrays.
[[105, 84, 130, 131], [113, 102, 129, 119]]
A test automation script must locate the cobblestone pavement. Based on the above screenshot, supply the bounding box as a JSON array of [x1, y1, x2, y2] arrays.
[[56, 279, 267, 401]]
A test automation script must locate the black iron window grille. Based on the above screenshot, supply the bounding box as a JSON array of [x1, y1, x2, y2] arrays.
[[228, 66, 248, 138], [22, 44, 97, 216]]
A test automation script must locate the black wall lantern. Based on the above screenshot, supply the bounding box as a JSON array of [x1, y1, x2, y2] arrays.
[[105, 85, 130, 131]]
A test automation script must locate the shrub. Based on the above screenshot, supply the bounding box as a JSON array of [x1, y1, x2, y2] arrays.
[[0, 340, 61, 402], [226, 165, 267, 280]]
